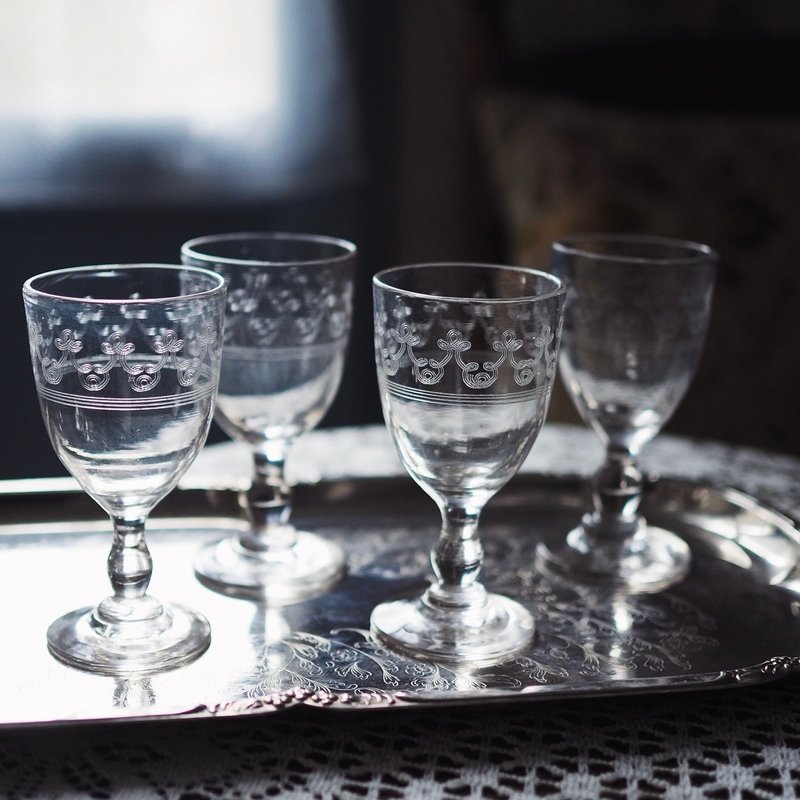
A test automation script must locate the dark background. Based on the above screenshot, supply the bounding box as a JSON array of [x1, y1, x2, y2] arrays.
[[3, 0, 799, 478]]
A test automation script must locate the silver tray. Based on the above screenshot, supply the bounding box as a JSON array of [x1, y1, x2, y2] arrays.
[[1, 473, 800, 727]]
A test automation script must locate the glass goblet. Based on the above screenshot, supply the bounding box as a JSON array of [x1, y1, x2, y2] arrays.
[[181, 232, 355, 601], [23, 264, 226, 675], [536, 234, 717, 592], [372, 263, 565, 665]]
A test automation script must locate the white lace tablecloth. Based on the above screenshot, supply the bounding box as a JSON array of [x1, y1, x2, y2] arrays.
[[2, 424, 800, 800]]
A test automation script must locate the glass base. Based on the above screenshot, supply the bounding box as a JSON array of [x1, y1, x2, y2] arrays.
[[536, 523, 691, 593], [370, 585, 534, 666], [47, 601, 211, 676], [195, 530, 346, 603]]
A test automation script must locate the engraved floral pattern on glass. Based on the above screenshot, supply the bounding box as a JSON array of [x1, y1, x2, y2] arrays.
[[30, 325, 217, 394], [376, 321, 560, 388], [371, 263, 565, 666], [223, 267, 352, 352], [213, 264, 353, 445], [23, 264, 226, 676], [181, 232, 356, 602]]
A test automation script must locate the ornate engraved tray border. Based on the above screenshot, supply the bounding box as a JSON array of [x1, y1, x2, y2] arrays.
[[1, 473, 799, 727]]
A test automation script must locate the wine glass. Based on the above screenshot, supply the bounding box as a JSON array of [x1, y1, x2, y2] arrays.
[[371, 263, 565, 664], [181, 232, 355, 601], [23, 264, 226, 675], [536, 234, 717, 592]]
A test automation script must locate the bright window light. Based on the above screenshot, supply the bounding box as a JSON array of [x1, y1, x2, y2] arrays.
[[0, 0, 359, 205], [0, 0, 279, 128]]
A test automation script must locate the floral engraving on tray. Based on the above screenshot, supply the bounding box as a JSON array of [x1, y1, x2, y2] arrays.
[[732, 656, 800, 682], [223, 567, 720, 709], [521, 580, 719, 678], [228, 628, 506, 706]]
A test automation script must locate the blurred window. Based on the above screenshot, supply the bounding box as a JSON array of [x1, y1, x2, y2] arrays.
[[0, 0, 360, 206]]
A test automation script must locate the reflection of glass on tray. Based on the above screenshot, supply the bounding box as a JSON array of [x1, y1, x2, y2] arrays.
[[1, 470, 799, 726]]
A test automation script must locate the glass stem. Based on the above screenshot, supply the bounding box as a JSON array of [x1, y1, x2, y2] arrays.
[[94, 517, 164, 629], [586, 446, 645, 541], [238, 444, 296, 554], [108, 517, 152, 601], [425, 502, 487, 612]]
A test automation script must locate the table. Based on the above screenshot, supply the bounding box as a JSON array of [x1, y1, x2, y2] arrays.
[[2, 423, 799, 799]]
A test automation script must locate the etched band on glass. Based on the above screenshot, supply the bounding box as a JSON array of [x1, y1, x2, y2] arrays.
[[375, 318, 560, 393], [29, 324, 219, 409], [224, 274, 353, 348], [223, 340, 346, 362], [382, 383, 549, 407]]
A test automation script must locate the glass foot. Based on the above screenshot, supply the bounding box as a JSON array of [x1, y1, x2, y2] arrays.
[[47, 601, 211, 676], [536, 524, 691, 593], [370, 585, 534, 666], [195, 530, 346, 602]]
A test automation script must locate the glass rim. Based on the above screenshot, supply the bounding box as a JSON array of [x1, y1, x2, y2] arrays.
[[552, 233, 717, 266], [372, 262, 565, 304], [22, 263, 226, 304], [180, 231, 357, 268]]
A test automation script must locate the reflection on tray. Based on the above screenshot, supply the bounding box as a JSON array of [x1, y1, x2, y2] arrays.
[[0, 474, 799, 726]]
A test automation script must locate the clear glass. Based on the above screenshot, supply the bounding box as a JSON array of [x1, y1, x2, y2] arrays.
[[536, 234, 717, 592], [372, 263, 565, 665], [181, 232, 355, 602], [23, 264, 226, 675]]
